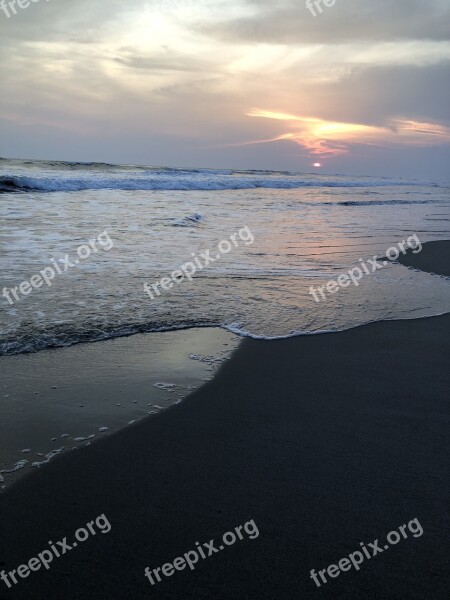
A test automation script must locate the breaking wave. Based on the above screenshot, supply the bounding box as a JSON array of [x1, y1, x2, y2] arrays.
[[0, 173, 441, 194]]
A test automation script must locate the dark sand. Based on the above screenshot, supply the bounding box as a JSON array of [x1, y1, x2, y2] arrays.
[[397, 239, 450, 277], [0, 241, 449, 599]]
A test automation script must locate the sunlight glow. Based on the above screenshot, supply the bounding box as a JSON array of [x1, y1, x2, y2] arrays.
[[244, 109, 450, 158]]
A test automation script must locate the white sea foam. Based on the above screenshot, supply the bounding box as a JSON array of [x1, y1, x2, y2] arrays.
[[154, 383, 177, 391], [73, 434, 95, 442], [0, 460, 29, 481], [31, 448, 65, 467]]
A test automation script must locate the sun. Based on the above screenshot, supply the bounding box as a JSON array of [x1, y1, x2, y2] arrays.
[[313, 162, 321, 168]]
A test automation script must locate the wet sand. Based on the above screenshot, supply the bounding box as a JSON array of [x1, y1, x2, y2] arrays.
[[0, 241, 449, 599], [397, 239, 450, 277], [0, 327, 237, 488]]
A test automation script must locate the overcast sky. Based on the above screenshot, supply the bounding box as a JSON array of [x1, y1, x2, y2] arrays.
[[0, 0, 449, 178]]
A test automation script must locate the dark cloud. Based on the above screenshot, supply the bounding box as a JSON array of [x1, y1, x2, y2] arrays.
[[332, 62, 450, 124], [113, 49, 209, 72], [196, 0, 450, 44], [278, 62, 450, 125]]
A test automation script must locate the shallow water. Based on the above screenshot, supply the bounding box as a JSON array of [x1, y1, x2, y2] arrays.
[[0, 327, 238, 490], [1, 159, 449, 354]]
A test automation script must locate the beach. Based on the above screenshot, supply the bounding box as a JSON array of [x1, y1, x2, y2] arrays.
[[0, 240, 448, 599], [2, 1, 450, 597], [0, 327, 238, 488]]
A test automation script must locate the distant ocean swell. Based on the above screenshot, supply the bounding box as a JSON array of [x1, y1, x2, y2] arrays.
[[0, 173, 442, 194]]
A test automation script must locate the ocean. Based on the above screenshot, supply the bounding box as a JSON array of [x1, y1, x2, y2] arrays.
[[1, 157, 449, 356], [1, 157, 450, 487]]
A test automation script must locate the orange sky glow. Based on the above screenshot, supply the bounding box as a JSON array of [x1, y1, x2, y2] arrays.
[[245, 109, 450, 159]]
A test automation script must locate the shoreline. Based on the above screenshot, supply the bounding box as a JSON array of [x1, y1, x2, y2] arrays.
[[0, 240, 449, 598], [397, 239, 450, 277], [0, 328, 238, 490]]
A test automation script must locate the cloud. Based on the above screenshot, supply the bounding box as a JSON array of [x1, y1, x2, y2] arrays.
[[314, 62, 450, 124], [250, 61, 450, 126], [112, 48, 211, 72], [0, 0, 449, 177], [243, 109, 450, 158], [197, 0, 450, 44]]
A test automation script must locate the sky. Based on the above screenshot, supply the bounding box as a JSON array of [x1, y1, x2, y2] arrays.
[[0, 0, 449, 178]]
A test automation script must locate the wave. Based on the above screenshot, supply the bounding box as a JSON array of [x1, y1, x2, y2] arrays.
[[0, 320, 320, 356], [0, 159, 339, 177], [0, 319, 220, 356], [0, 158, 131, 170], [172, 213, 204, 227], [321, 199, 440, 206], [4, 307, 450, 357], [0, 318, 363, 356], [0, 173, 440, 194]]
